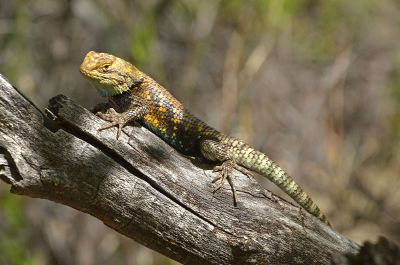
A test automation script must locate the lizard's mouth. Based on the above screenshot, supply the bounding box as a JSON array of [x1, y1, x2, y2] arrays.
[[81, 69, 126, 97]]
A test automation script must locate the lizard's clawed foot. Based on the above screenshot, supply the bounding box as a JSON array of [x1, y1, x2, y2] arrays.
[[96, 108, 129, 139], [212, 160, 256, 206], [212, 160, 238, 206]]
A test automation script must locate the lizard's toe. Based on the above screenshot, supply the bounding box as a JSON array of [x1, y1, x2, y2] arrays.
[[96, 108, 118, 121], [98, 121, 119, 131], [212, 174, 221, 183], [116, 123, 124, 139], [233, 164, 255, 179], [212, 165, 224, 172]]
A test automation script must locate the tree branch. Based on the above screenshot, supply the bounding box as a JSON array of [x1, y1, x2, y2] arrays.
[[0, 74, 359, 264]]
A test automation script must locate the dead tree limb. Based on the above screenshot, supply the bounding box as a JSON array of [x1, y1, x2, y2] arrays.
[[0, 74, 359, 264]]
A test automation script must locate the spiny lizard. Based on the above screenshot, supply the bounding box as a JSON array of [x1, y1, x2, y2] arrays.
[[80, 51, 330, 225]]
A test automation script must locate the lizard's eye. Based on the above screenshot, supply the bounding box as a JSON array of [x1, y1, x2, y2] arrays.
[[103, 64, 110, 71]]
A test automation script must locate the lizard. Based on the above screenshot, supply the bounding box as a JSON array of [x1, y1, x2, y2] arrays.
[[79, 51, 330, 226]]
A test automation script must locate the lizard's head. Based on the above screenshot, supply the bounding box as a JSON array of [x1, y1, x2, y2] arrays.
[[80, 51, 144, 97]]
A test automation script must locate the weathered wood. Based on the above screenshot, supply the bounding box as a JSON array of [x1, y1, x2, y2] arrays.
[[331, 237, 400, 265], [0, 73, 359, 264]]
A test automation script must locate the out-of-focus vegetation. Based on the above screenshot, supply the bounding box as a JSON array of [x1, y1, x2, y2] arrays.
[[0, 0, 399, 264]]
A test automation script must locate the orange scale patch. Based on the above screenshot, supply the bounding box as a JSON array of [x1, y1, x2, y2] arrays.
[[144, 114, 160, 128], [171, 118, 180, 124]]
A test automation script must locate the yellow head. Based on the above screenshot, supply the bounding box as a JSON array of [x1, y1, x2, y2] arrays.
[[80, 51, 144, 97]]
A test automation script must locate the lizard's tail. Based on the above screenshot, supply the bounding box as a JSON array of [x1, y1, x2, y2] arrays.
[[233, 145, 330, 226]]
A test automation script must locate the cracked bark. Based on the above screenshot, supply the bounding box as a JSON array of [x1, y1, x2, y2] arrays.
[[0, 74, 359, 265]]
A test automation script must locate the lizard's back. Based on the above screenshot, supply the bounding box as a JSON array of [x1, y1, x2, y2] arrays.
[[119, 75, 221, 156]]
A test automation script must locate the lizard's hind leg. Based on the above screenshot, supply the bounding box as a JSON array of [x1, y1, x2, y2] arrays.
[[200, 139, 254, 206]]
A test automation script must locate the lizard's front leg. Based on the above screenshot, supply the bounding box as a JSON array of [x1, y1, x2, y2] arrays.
[[97, 94, 149, 139], [200, 139, 253, 206]]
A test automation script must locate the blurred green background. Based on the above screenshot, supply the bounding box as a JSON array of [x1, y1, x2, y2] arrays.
[[0, 0, 399, 264]]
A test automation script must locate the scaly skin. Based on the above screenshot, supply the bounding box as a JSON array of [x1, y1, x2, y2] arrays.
[[80, 51, 330, 225]]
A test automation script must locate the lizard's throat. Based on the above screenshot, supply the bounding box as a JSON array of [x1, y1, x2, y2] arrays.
[[90, 81, 128, 97]]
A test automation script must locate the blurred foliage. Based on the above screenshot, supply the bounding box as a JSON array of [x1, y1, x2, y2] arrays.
[[389, 57, 400, 140], [0, 191, 36, 265], [1, 0, 400, 264]]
